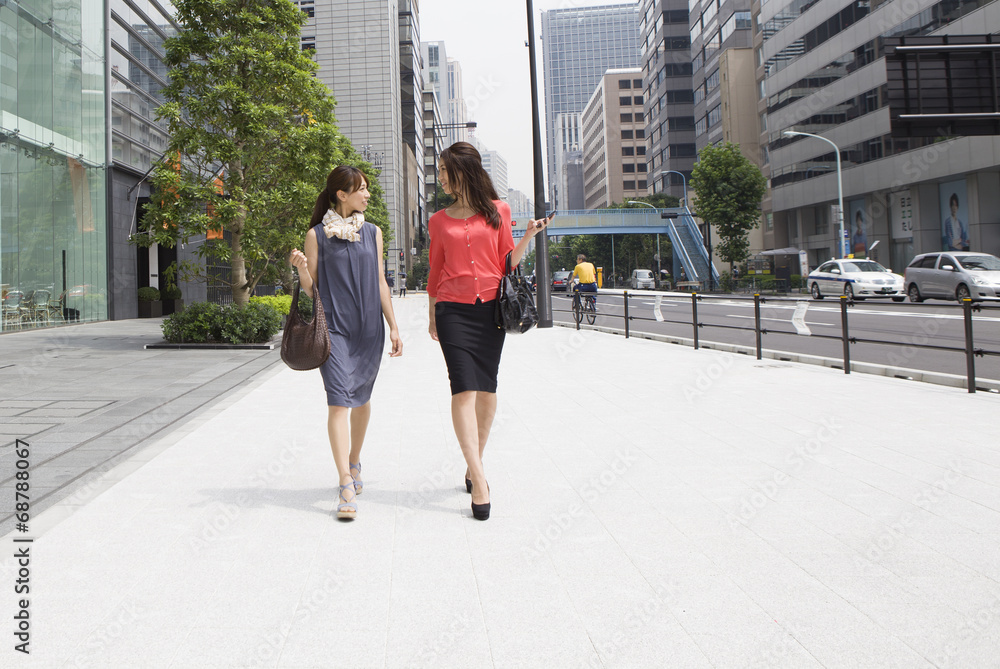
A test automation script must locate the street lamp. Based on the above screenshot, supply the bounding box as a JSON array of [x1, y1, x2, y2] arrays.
[[659, 170, 688, 210], [627, 200, 662, 288], [783, 129, 845, 258]]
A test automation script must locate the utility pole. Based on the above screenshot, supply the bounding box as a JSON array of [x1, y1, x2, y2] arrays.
[[526, 0, 552, 327]]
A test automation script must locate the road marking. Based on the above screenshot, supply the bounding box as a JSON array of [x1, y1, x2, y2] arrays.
[[726, 314, 834, 327]]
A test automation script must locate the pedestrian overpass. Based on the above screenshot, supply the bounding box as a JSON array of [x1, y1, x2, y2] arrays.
[[510, 208, 719, 287]]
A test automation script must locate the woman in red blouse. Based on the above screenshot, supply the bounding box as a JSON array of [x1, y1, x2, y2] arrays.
[[427, 142, 550, 521]]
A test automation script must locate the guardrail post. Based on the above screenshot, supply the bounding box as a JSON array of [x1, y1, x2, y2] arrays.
[[840, 295, 851, 374], [963, 298, 976, 393], [623, 290, 630, 339], [753, 294, 762, 360], [691, 292, 699, 350]]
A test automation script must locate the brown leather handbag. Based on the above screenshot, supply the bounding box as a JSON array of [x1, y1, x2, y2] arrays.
[[280, 282, 330, 370]]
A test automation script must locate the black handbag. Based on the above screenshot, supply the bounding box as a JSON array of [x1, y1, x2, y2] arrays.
[[280, 281, 330, 370], [495, 252, 538, 334]]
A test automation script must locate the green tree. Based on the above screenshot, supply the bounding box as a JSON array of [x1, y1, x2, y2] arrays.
[[140, 0, 389, 306], [429, 181, 455, 213], [690, 142, 767, 269]]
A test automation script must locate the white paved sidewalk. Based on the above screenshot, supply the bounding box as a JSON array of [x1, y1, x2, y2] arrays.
[[2, 295, 999, 668]]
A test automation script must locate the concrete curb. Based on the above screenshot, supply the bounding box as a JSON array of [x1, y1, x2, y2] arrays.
[[554, 322, 1000, 393]]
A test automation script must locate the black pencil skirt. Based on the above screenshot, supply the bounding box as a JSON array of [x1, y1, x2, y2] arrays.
[[435, 299, 505, 395]]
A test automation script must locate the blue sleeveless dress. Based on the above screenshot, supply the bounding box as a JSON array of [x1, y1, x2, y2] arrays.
[[314, 222, 385, 407]]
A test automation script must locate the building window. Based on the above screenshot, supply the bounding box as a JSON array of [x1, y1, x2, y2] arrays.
[[638, 180, 648, 190], [622, 146, 635, 156], [621, 130, 634, 139], [635, 128, 645, 138], [707, 104, 721, 128], [636, 146, 646, 156], [621, 113, 633, 123], [633, 78, 643, 88], [620, 96, 632, 106], [637, 163, 647, 172], [624, 180, 636, 190], [633, 95, 644, 105], [619, 79, 632, 89], [623, 163, 636, 173]]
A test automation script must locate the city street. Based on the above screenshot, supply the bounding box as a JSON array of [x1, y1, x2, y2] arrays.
[[553, 292, 1000, 382]]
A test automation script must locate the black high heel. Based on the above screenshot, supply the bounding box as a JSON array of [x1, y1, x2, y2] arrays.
[[471, 482, 490, 521]]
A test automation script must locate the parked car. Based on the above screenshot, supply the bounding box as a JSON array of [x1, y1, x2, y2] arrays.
[[808, 259, 905, 301], [904, 251, 1000, 303], [630, 269, 655, 289], [551, 271, 571, 292]]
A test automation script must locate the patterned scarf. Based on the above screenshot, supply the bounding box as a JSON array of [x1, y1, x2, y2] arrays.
[[321, 208, 365, 242]]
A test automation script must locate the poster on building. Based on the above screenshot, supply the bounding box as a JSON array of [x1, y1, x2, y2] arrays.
[[848, 199, 868, 257], [939, 179, 970, 251], [890, 190, 914, 241]]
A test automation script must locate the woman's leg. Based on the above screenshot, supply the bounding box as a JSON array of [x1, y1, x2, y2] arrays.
[[349, 401, 372, 465], [327, 406, 354, 490], [475, 392, 497, 459], [452, 390, 489, 504]]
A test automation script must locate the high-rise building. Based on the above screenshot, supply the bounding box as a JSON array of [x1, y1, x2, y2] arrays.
[[446, 58, 469, 147], [582, 68, 647, 209], [421, 40, 449, 127], [304, 0, 405, 274], [481, 148, 509, 199], [507, 188, 534, 215], [758, 0, 1000, 275], [541, 3, 641, 211], [639, 0, 695, 202], [3, 0, 108, 332], [687, 0, 760, 262], [399, 0, 423, 276], [554, 113, 585, 210]]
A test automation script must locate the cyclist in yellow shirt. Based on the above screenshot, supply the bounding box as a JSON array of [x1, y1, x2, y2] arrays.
[[570, 254, 598, 298]]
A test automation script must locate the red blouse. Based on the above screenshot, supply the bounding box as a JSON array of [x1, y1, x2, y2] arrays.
[[427, 200, 516, 304]]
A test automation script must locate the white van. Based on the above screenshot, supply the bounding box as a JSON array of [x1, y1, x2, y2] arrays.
[[630, 269, 655, 289]]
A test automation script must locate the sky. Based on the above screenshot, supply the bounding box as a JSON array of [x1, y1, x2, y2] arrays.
[[420, 0, 636, 200]]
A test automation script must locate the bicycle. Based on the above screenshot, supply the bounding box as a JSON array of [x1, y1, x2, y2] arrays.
[[571, 283, 597, 325]]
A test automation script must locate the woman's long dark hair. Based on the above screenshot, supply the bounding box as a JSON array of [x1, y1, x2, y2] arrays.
[[441, 142, 501, 229], [310, 166, 369, 228]]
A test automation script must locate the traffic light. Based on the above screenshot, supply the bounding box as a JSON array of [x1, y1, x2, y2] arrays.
[[399, 250, 404, 261]]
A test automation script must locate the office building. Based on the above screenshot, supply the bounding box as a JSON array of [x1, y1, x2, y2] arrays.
[[639, 0, 696, 202], [687, 0, 761, 260], [421, 40, 449, 127], [446, 58, 469, 148], [399, 0, 423, 275], [508, 188, 534, 216], [541, 3, 641, 211], [305, 0, 405, 275], [758, 0, 1000, 274], [582, 68, 648, 209], [481, 147, 509, 199], [554, 113, 585, 210]]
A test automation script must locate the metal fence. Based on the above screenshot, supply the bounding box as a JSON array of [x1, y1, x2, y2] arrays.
[[554, 290, 1000, 394]]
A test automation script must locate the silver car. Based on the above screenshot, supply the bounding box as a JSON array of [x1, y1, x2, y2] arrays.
[[630, 269, 655, 289], [904, 252, 1000, 303]]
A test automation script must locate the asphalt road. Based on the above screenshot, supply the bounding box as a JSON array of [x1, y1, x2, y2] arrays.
[[550, 291, 1000, 382]]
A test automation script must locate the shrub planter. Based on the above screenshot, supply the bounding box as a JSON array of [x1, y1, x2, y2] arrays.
[[138, 300, 163, 318], [162, 299, 184, 316]]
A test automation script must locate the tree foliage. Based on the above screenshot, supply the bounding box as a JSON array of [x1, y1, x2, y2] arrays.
[[139, 0, 389, 306], [690, 142, 767, 267]]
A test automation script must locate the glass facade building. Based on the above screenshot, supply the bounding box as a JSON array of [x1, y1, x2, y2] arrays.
[[1, 0, 108, 331], [542, 4, 641, 211]]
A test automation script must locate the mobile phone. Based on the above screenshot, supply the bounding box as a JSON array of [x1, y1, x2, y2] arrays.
[[547, 210, 558, 219]]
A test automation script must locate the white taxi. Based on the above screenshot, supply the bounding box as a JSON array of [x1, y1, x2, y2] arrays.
[[808, 259, 905, 301]]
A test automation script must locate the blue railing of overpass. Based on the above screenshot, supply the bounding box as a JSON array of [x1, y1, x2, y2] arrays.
[[510, 208, 720, 287]]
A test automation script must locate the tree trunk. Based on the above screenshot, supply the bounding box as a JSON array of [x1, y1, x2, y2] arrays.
[[231, 226, 250, 307], [280, 264, 295, 295]]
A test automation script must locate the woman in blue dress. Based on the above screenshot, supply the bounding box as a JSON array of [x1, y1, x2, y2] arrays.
[[290, 166, 403, 519]]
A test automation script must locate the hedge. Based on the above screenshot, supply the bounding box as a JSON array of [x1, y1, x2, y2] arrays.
[[161, 301, 281, 344]]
